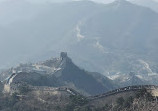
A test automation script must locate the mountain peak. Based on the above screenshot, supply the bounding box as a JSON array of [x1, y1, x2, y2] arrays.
[[111, 0, 132, 6], [114, 0, 129, 4]]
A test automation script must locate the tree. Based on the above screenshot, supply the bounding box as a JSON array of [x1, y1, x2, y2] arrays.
[[69, 95, 88, 106], [116, 97, 125, 106], [18, 84, 31, 94], [124, 96, 134, 108], [135, 88, 153, 101], [8, 92, 18, 107]]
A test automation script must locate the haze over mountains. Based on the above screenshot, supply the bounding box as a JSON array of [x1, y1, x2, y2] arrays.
[[2, 52, 158, 95], [0, 0, 158, 84], [1, 1, 158, 111], [2, 53, 114, 95], [130, 0, 158, 12]]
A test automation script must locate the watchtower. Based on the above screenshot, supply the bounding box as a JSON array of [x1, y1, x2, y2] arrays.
[[60, 52, 67, 60]]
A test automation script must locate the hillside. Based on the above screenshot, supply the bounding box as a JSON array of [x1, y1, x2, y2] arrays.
[[3, 52, 114, 95], [0, 84, 157, 111]]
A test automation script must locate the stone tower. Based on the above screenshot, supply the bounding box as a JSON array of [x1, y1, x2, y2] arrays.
[[60, 52, 67, 60]]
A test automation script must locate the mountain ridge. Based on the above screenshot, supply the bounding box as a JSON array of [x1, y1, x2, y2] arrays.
[[2, 52, 115, 95]]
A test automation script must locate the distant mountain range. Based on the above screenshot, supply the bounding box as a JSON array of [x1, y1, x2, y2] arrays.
[[0, 0, 158, 87], [130, 0, 158, 12]]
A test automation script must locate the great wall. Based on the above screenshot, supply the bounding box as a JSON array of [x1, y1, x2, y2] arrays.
[[30, 85, 158, 100], [4, 83, 158, 100], [88, 85, 158, 100]]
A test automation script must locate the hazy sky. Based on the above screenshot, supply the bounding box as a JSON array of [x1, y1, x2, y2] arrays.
[[0, 0, 157, 4], [22, 0, 158, 3]]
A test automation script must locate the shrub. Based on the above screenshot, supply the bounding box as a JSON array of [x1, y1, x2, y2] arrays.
[[18, 84, 31, 94], [123, 96, 134, 108], [116, 97, 125, 106], [69, 95, 88, 106]]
